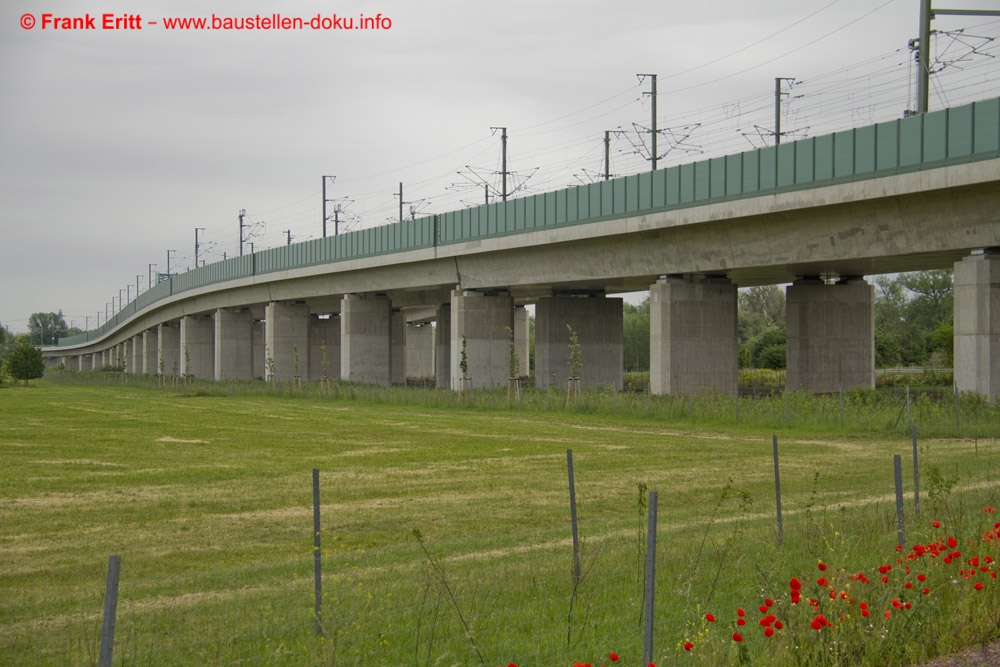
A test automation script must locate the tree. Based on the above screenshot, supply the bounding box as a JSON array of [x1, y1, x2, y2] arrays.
[[874, 270, 954, 367], [27, 311, 70, 346], [737, 286, 786, 368], [5, 339, 45, 385], [623, 298, 650, 372]]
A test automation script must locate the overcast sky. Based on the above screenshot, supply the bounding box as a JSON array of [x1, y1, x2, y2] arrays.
[[2, 0, 998, 334]]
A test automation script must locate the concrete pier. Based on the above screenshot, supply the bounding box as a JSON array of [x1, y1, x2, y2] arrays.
[[265, 301, 310, 383], [450, 290, 513, 389], [513, 306, 530, 377], [954, 251, 1000, 403], [535, 295, 623, 389], [406, 323, 435, 380], [309, 314, 341, 382], [435, 305, 451, 388], [391, 310, 406, 383], [215, 308, 255, 381], [181, 315, 215, 379], [142, 330, 155, 374], [158, 322, 180, 376], [650, 275, 738, 395], [786, 278, 874, 392], [130, 334, 144, 374], [340, 294, 392, 384]]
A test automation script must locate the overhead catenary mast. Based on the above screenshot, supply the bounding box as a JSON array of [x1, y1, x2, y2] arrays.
[[914, 0, 1000, 114]]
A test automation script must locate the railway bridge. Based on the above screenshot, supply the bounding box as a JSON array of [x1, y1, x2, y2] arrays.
[[44, 98, 1000, 400]]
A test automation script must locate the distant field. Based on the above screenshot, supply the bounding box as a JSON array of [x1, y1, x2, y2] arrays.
[[1, 381, 998, 666]]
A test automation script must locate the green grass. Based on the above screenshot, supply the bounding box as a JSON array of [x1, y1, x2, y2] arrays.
[[1, 379, 999, 666]]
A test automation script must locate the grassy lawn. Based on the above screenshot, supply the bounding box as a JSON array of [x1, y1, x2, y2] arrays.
[[1, 379, 998, 666]]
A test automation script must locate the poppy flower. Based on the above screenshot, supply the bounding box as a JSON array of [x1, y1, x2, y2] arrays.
[[818, 562, 827, 572], [732, 633, 743, 642], [609, 653, 619, 662], [683, 642, 694, 651], [817, 577, 829, 587], [736, 618, 746, 626], [975, 582, 985, 590], [789, 577, 802, 591], [705, 613, 716, 623], [764, 626, 775, 637], [932, 520, 941, 528]]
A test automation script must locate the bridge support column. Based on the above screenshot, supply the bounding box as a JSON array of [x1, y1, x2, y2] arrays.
[[514, 306, 530, 377], [309, 314, 341, 382], [215, 308, 255, 381], [435, 305, 451, 388], [181, 315, 214, 379], [450, 290, 513, 390], [142, 330, 155, 374], [954, 251, 1000, 403], [786, 278, 874, 392], [265, 302, 310, 384], [406, 323, 435, 380], [158, 322, 180, 376], [535, 295, 623, 389], [650, 275, 738, 395], [391, 310, 406, 383], [130, 335, 144, 374], [340, 294, 392, 384]]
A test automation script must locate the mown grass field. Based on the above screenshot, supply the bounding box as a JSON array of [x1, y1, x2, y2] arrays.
[[1, 379, 998, 666]]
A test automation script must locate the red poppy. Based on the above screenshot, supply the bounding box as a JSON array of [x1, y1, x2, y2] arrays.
[[986, 507, 996, 514], [917, 573, 926, 582], [736, 618, 746, 626], [975, 582, 985, 590], [705, 613, 716, 623], [775, 620, 784, 630], [737, 608, 745, 617], [818, 562, 827, 572], [732, 633, 743, 642], [764, 626, 775, 638], [683, 642, 694, 652], [932, 520, 941, 528], [817, 577, 829, 587], [923, 587, 930, 595], [758, 605, 768, 613], [789, 577, 802, 591], [609, 653, 619, 662]]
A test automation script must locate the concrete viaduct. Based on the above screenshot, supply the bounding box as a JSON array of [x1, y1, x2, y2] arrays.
[[44, 98, 1000, 400]]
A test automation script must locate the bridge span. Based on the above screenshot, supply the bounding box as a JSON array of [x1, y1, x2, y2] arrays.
[[45, 98, 1000, 399]]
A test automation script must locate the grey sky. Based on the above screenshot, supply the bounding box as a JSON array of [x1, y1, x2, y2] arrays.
[[1, 0, 998, 333]]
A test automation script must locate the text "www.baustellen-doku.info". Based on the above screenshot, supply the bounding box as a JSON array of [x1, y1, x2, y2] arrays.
[[19, 12, 393, 31]]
